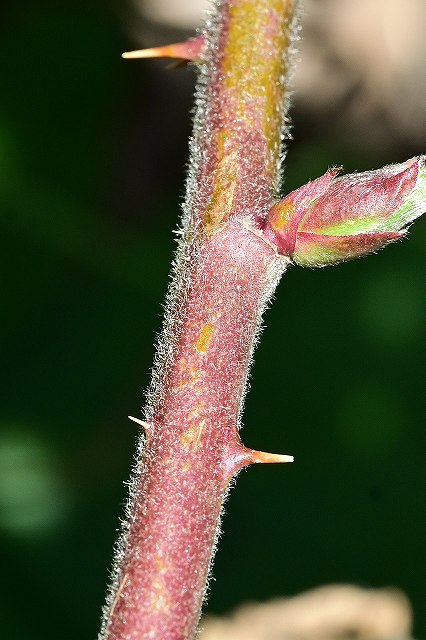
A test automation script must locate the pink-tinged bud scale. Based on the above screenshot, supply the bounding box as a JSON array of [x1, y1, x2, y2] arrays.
[[262, 156, 426, 266], [262, 168, 339, 254]]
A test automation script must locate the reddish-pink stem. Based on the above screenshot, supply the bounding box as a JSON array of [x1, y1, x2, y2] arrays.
[[105, 225, 287, 639], [100, 1, 298, 638], [97, 0, 426, 635]]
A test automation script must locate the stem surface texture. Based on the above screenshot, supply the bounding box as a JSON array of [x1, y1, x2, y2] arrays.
[[100, 1, 298, 638]]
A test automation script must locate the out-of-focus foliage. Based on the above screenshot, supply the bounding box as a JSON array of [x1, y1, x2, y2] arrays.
[[0, 2, 424, 639]]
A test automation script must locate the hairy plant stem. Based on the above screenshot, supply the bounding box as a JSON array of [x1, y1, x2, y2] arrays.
[[100, 1, 298, 638]]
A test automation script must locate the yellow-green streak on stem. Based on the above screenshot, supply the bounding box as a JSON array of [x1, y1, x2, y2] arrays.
[[201, 0, 297, 234], [223, 0, 293, 160]]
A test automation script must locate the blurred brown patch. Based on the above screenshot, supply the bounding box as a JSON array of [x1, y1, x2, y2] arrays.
[[125, 0, 426, 154], [199, 585, 412, 640]]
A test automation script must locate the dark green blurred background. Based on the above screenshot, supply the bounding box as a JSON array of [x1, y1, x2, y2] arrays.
[[1, 1, 425, 638]]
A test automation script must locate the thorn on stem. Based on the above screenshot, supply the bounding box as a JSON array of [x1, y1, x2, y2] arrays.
[[249, 449, 294, 464], [128, 416, 152, 436], [224, 439, 294, 481], [122, 35, 206, 63]]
